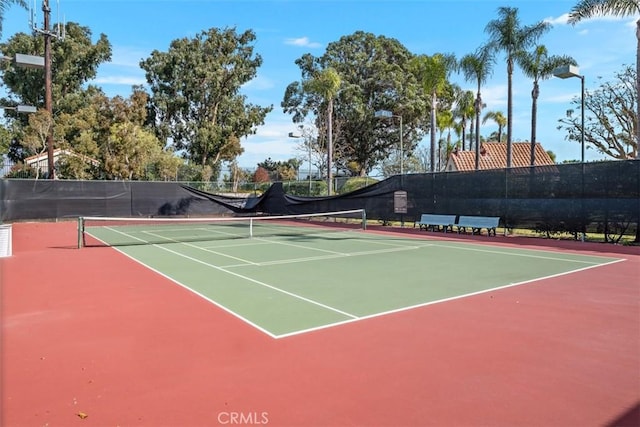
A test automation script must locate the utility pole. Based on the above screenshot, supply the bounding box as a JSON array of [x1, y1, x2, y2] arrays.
[[43, 0, 54, 179], [32, 0, 64, 179]]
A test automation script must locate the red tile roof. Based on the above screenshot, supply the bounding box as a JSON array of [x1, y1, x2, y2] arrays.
[[446, 142, 555, 171]]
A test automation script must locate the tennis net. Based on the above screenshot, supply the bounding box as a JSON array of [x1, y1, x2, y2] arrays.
[[77, 209, 367, 248]]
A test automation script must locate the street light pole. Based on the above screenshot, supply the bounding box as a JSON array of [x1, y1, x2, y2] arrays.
[[553, 65, 585, 164], [43, 0, 55, 179], [554, 65, 586, 242]]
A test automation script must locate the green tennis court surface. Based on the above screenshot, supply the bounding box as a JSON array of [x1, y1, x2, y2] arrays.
[[85, 222, 623, 338]]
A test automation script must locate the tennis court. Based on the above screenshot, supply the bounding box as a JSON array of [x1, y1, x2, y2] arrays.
[[3, 219, 639, 426], [81, 212, 624, 338]]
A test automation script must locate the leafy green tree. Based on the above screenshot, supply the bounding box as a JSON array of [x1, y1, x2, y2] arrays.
[[516, 45, 576, 165], [568, 0, 640, 158], [54, 88, 175, 180], [0, 123, 15, 166], [557, 64, 637, 159], [460, 45, 495, 168], [150, 148, 183, 181], [140, 27, 272, 176], [283, 31, 429, 177], [485, 6, 551, 167], [0, 22, 112, 163]]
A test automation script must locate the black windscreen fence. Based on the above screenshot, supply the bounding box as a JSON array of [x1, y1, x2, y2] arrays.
[[1, 160, 638, 236]]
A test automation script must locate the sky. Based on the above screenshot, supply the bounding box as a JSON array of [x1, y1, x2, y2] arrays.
[[2, 0, 638, 170]]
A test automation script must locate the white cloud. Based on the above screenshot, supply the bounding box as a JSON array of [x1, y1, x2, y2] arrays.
[[235, 113, 305, 167], [109, 45, 151, 68], [543, 13, 570, 26], [284, 36, 322, 48], [544, 12, 639, 26], [242, 74, 276, 91], [93, 75, 146, 86]]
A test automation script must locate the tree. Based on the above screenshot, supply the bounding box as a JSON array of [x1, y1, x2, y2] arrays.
[[568, 0, 640, 158], [452, 86, 475, 150], [0, 125, 10, 159], [557, 64, 637, 159], [302, 67, 341, 194], [485, 6, 551, 167], [253, 166, 270, 184], [0, 22, 112, 163], [257, 157, 301, 181], [436, 109, 455, 170], [516, 45, 576, 165], [1, 23, 111, 110], [22, 109, 53, 179], [0, 0, 27, 37], [409, 53, 457, 171], [482, 110, 507, 142], [140, 27, 273, 175], [54, 88, 176, 180], [282, 31, 429, 177], [460, 45, 495, 169]]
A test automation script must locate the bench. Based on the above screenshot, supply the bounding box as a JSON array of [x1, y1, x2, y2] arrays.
[[454, 216, 500, 236], [414, 214, 457, 233]]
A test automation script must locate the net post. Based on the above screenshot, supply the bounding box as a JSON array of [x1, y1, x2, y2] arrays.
[[362, 209, 367, 230], [77, 216, 84, 248]]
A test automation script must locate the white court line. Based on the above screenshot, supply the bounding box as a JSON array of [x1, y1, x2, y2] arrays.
[[91, 227, 625, 339], [274, 257, 627, 339], [222, 245, 428, 268], [144, 230, 261, 266], [431, 242, 620, 264], [102, 226, 359, 320], [250, 231, 429, 256]]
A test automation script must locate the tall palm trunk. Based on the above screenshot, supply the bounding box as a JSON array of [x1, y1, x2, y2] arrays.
[[460, 118, 467, 151], [468, 116, 475, 152], [530, 80, 540, 165], [475, 93, 482, 170], [327, 98, 333, 195], [506, 57, 513, 168], [430, 93, 437, 172]]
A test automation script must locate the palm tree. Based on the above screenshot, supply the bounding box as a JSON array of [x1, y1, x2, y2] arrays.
[[482, 110, 508, 143], [303, 67, 341, 195], [453, 86, 476, 151], [568, 0, 640, 158], [409, 53, 457, 172], [516, 45, 576, 165], [0, 0, 27, 37], [460, 45, 495, 169], [485, 6, 551, 167], [436, 109, 455, 170]]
